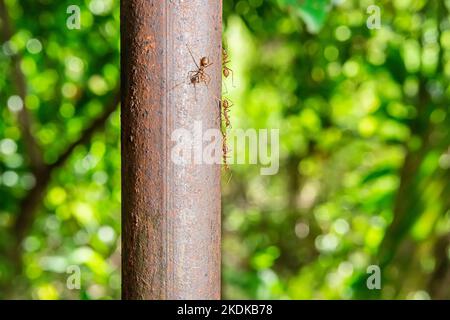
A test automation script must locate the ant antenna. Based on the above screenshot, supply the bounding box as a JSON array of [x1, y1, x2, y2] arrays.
[[186, 44, 200, 69]]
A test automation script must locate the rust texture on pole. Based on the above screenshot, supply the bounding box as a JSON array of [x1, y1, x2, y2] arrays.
[[121, 0, 222, 299]]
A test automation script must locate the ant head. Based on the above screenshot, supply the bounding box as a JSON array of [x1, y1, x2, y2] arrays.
[[223, 69, 230, 77], [223, 99, 229, 107], [200, 57, 209, 67]]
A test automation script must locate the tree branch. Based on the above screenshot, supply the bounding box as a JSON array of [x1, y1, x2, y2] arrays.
[[1, 0, 121, 254], [0, 0, 44, 172], [13, 90, 120, 244], [50, 91, 120, 170]]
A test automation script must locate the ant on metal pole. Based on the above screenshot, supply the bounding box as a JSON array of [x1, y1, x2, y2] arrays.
[[187, 44, 213, 87]]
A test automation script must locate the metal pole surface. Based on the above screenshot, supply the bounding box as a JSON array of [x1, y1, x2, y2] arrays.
[[121, 0, 222, 299]]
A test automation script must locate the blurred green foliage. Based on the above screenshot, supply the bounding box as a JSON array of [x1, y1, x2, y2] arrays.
[[0, 0, 120, 299], [0, 0, 449, 300], [222, 0, 450, 299]]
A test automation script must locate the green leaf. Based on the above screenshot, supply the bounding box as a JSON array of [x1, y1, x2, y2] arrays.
[[279, 0, 331, 33]]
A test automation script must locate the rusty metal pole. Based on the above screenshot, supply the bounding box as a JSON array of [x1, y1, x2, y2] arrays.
[[121, 0, 222, 299]]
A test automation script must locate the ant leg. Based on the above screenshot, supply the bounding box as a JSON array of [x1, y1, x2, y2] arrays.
[[214, 96, 222, 112], [170, 81, 184, 91], [200, 73, 211, 90], [205, 73, 211, 86], [213, 95, 222, 104], [223, 81, 229, 94], [228, 68, 235, 87], [194, 83, 197, 101]]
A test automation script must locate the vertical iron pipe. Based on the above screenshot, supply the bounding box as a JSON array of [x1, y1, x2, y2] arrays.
[[121, 0, 222, 299]]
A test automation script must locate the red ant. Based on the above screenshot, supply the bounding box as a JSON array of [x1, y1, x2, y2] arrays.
[[222, 48, 234, 87], [187, 45, 213, 86], [221, 129, 233, 184], [170, 45, 213, 93], [222, 98, 233, 129], [215, 97, 233, 130], [221, 130, 229, 170], [216, 97, 233, 172]]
